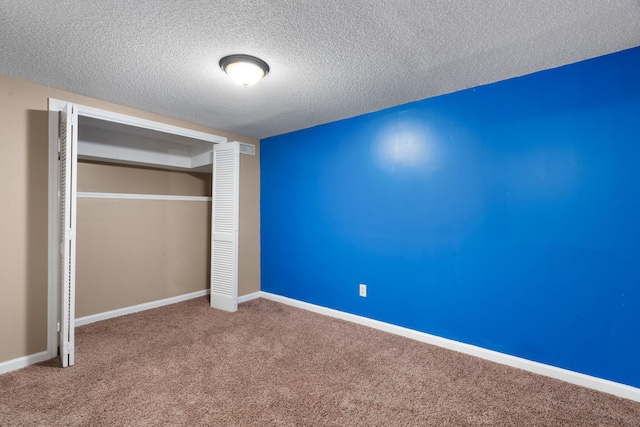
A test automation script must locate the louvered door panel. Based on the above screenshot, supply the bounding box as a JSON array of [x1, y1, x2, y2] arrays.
[[210, 142, 239, 312], [59, 103, 78, 367]]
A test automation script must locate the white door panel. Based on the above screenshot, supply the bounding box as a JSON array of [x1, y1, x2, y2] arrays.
[[210, 142, 239, 312]]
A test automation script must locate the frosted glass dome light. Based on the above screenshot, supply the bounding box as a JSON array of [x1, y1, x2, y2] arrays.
[[220, 55, 270, 88]]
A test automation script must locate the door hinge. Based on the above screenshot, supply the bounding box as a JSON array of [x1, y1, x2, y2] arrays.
[[62, 342, 74, 355], [64, 228, 75, 241]]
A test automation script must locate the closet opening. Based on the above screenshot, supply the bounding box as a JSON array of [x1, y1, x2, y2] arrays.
[[47, 99, 243, 367]]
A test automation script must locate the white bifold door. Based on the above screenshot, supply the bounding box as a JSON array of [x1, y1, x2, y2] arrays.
[[210, 142, 240, 312], [59, 103, 78, 367]]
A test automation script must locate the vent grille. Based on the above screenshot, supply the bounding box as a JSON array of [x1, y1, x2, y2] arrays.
[[239, 142, 255, 156]]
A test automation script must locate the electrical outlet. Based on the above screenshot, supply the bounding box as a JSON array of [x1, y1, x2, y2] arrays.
[[359, 283, 367, 297]]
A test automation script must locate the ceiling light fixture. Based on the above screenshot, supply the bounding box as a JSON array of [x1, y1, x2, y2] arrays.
[[219, 54, 270, 88]]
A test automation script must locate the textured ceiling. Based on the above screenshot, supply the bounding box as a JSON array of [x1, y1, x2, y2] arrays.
[[1, 1, 640, 139]]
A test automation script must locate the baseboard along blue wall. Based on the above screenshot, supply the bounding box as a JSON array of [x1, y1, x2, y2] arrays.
[[260, 46, 640, 388]]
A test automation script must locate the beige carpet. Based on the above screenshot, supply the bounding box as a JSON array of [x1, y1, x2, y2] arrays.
[[1, 297, 638, 426]]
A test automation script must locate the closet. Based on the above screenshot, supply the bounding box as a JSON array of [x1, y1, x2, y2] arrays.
[[47, 99, 248, 367]]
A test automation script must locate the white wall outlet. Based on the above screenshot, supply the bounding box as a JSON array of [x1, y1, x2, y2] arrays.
[[359, 283, 367, 297]]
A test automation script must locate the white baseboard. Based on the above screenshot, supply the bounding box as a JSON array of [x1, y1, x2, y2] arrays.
[[237, 291, 262, 303], [259, 292, 640, 403], [75, 289, 210, 327], [0, 351, 50, 375]]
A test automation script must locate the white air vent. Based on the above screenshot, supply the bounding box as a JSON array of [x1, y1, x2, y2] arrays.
[[238, 142, 255, 156]]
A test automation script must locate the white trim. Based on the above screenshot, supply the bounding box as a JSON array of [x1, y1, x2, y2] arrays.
[[49, 98, 227, 144], [47, 104, 60, 360], [77, 192, 212, 202], [75, 289, 210, 327], [0, 351, 50, 375], [259, 292, 640, 403], [237, 292, 262, 303]]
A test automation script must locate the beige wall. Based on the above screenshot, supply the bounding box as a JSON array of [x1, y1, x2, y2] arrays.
[[76, 198, 211, 317], [76, 163, 211, 318], [77, 161, 211, 196], [239, 148, 261, 297], [0, 74, 261, 364]]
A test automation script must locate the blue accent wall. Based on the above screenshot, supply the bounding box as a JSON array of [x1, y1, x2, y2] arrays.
[[260, 46, 640, 388]]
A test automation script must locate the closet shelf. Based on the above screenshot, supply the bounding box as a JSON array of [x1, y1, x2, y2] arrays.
[[77, 192, 211, 202], [77, 115, 226, 173]]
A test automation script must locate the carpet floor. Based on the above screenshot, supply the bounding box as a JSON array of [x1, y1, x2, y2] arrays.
[[1, 297, 639, 426]]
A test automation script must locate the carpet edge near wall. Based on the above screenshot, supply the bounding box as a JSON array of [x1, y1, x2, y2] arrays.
[[258, 291, 640, 403]]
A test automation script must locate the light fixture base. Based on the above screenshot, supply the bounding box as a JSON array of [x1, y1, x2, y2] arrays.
[[219, 54, 270, 87]]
